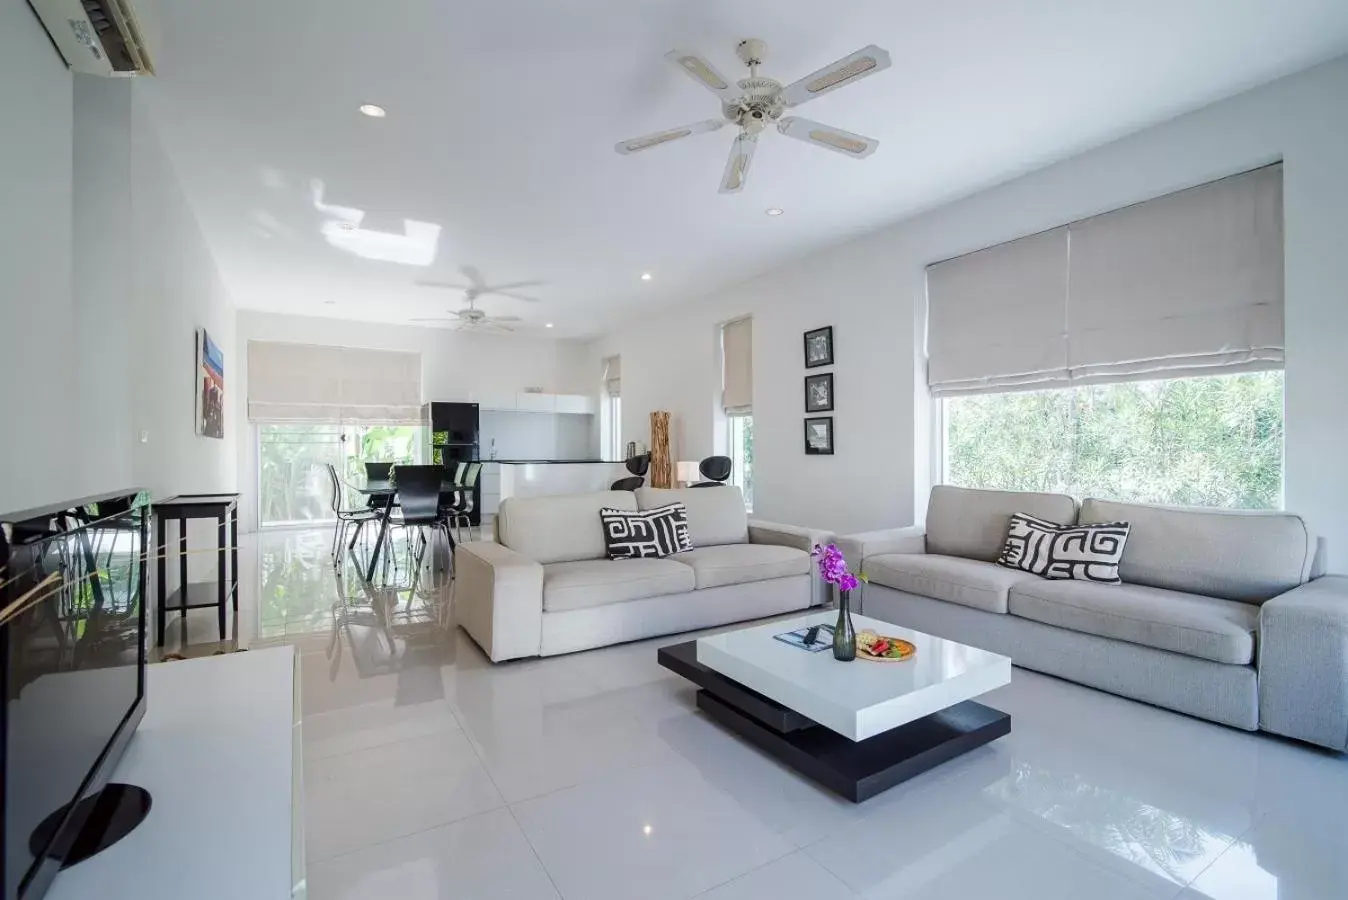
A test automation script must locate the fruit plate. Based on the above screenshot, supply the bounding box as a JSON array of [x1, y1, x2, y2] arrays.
[[855, 630, 916, 663]]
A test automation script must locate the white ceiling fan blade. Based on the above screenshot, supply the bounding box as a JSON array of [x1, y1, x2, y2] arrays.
[[614, 118, 726, 155], [459, 265, 487, 287], [416, 280, 471, 291], [491, 290, 542, 303], [409, 318, 460, 324], [483, 280, 546, 292], [719, 132, 758, 195], [777, 117, 879, 158], [779, 44, 891, 108], [664, 49, 741, 102], [486, 315, 523, 323]]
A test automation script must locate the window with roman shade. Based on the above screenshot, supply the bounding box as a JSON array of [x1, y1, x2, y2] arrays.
[[247, 341, 422, 424], [603, 355, 621, 397], [926, 164, 1284, 397], [721, 317, 753, 415]]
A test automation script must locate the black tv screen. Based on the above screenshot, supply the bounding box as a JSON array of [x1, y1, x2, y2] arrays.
[[1, 492, 148, 900]]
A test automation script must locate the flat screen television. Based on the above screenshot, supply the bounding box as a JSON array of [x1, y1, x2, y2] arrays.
[[0, 491, 150, 900]]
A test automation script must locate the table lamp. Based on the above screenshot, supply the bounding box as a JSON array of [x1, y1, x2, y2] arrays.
[[676, 461, 701, 487]]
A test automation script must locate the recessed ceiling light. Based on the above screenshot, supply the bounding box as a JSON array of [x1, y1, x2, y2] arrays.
[[765, 207, 784, 216], [641, 272, 652, 281], [358, 104, 387, 118], [322, 300, 335, 305], [545, 322, 554, 329]]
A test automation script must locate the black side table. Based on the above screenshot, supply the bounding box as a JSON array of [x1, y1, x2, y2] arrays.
[[154, 493, 240, 646]]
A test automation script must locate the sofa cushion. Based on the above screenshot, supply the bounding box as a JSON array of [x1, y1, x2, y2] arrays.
[[1008, 579, 1259, 665], [636, 486, 748, 547], [674, 544, 810, 590], [599, 503, 692, 559], [498, 491, 636, 564], [541, 558, 695, 613], [926, 485, 1077, 562], [996, 513, 1131, 584], [864, 553, 1040, 614], [1079, 498, 1314, 604]]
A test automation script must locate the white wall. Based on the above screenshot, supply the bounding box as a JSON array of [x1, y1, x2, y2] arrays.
[[603, 56, 1348, 569], [0, 2, 76, 511], [233, 311, 594, 528], [0, 4, 237, 516]]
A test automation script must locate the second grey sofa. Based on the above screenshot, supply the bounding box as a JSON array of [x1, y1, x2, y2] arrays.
[[839, 485, 1348, 752]]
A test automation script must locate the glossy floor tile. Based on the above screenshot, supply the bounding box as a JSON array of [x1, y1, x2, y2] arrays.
[[202, 529, 1348, 900]]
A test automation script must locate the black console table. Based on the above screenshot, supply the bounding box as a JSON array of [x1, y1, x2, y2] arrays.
[[154, 493, 239, 646]]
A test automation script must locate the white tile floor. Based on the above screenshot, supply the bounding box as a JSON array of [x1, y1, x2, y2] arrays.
[[182, 527, 1348, 900]]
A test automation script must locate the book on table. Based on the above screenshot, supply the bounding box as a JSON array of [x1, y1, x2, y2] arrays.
[[773, 624, 835, 652]]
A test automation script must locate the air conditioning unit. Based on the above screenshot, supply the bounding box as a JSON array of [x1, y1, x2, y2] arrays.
[[29, 0, 155, 76]]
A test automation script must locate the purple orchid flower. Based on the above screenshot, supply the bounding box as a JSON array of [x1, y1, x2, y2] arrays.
[[811, 543, 859, 592]]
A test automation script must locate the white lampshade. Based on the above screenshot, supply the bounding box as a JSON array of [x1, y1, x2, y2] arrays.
[[676, 461, 701, 485]]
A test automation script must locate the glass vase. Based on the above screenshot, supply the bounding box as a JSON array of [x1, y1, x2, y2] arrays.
[[833, 589, 857, 661]]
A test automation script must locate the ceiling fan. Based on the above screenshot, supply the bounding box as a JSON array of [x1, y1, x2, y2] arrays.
[[416, 265, 545, 303], [615, 38, 891, 194], [410, 296, 522, 333]]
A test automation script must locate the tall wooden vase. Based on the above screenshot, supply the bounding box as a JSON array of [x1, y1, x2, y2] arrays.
[[650, 411, 672, 488]]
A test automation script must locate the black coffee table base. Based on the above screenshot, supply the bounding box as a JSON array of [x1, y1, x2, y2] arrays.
[[658, 641, 1010, 803]]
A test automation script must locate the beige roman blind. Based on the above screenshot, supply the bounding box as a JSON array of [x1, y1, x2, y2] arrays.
[[603, 356, 621, 397], [926, 164, 1284, 397], [721, 317, 753, 415], [247, 341, 422, 423], [927, 227, 1070, 395]]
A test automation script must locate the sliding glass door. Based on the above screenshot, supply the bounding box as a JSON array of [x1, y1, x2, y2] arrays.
[[257, 423, 426, 527]]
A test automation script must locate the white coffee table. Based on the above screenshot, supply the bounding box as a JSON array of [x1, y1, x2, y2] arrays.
[[658, 612, 1012, 802]]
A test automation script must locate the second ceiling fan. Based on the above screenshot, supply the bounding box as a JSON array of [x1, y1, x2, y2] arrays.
[[615, 38, 892, 194]]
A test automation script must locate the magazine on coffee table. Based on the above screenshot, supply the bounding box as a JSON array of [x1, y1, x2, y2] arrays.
[[773, 624, 836, 652]]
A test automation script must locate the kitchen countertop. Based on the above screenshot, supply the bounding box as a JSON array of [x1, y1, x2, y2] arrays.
[[483, 459, 619, 465]]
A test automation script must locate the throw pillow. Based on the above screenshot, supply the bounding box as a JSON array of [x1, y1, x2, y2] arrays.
[[996, 512, 1131, 584], [600, 503, 692, 560]]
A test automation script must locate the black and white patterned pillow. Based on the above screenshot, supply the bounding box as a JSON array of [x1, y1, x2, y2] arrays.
[[996, 513, 1131, 583], [600, 503, 692, 560]]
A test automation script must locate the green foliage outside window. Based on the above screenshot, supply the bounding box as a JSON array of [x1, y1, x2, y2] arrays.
[[945, 371, 1283, 509]]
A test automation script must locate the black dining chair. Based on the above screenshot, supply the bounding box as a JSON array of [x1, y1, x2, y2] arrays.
[[326, 464, 378, 569], [445, 462, 483, 543], [692, 455, 732, 487], [392, 465, 456, 585], [611, 453, 650, 490], [363, 461, 396, 509]]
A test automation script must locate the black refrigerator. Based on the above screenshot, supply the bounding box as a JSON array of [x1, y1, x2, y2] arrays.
[[425, 402, 481, 526]]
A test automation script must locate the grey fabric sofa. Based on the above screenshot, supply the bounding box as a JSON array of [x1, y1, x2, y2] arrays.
[[839, 485, 1348, 751], [455, 486, 830, 662]]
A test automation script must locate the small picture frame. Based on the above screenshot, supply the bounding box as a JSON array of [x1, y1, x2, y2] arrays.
[[804, 416, 834, 455], [804, 372, 834, 413], [803, 326, 834, 369]]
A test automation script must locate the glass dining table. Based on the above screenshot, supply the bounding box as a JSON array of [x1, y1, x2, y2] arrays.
[[344, 477, 467, 584]]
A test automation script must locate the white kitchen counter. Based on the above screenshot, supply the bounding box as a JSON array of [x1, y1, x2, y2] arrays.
[[496, 461, 630, 502]]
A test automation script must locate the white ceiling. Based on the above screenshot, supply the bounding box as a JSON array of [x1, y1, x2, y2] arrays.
[[141, 0, 1348, 337]]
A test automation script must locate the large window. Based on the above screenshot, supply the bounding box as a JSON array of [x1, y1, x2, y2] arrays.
[[728, 414, 754, 511], [944, 371, 1283, 509], [258, 423, 424, 527]]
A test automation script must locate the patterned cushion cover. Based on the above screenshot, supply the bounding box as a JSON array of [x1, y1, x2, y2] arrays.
[[600, 503, 692, 560], [997, 512, 1131, 584]]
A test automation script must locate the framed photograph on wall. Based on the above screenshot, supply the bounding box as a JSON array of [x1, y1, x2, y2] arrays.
[[804, 372, 834, 413], [804, 416, 834, 455], [196, 328, 225, 439], [803, 326, 834, 368]]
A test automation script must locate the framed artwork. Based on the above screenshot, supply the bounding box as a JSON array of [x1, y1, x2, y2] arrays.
[[804, 372, 834, 413], [803, 326, 834, 368], [804, 416, 834, 455], [196, 328, 225, 439]]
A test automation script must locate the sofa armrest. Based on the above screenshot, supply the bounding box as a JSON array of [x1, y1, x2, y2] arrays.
[[836, 526, 927, 571], [1258, 575, 1348, 751], [748, 519, 834, 607], [454, 541, 545, 662]]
